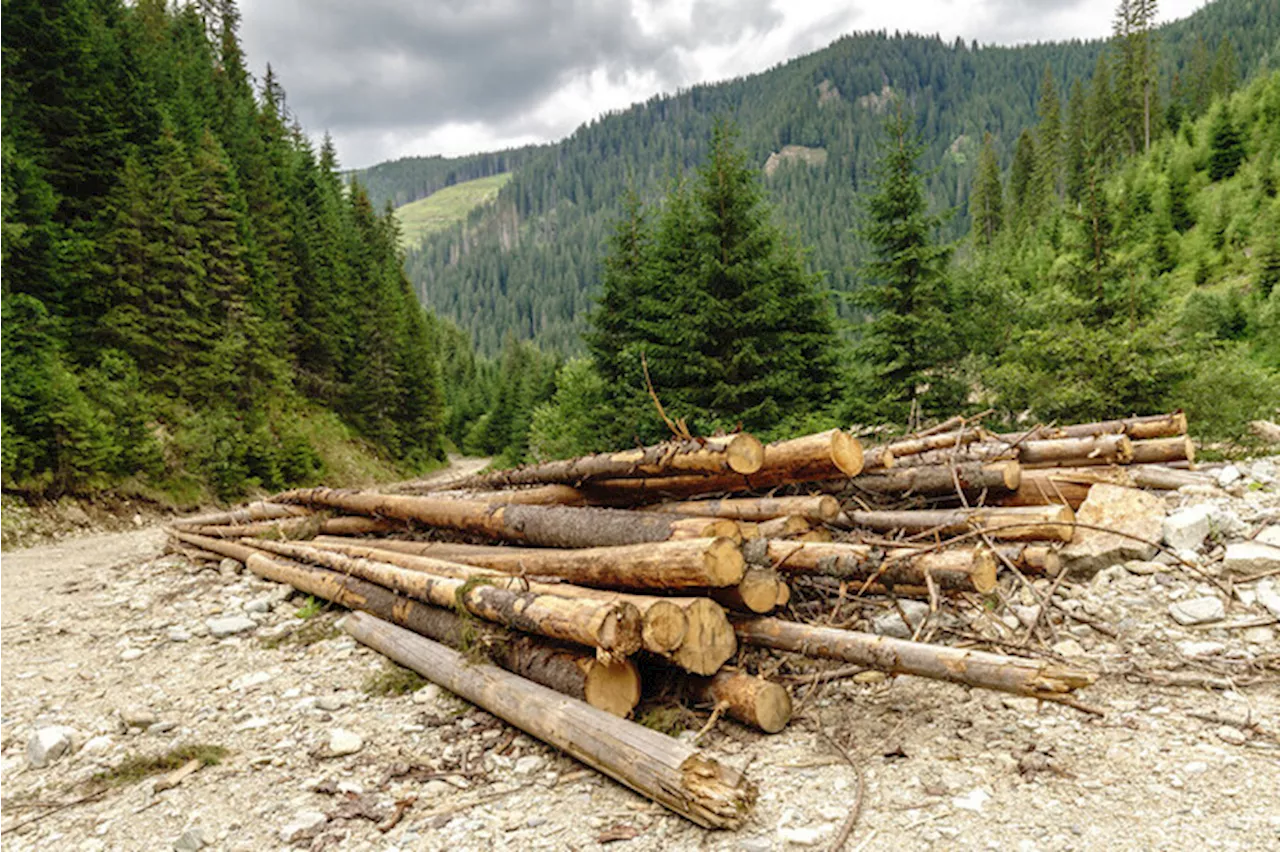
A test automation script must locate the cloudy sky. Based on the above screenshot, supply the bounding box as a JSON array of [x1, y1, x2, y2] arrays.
[[239, 0, 1204, 169]]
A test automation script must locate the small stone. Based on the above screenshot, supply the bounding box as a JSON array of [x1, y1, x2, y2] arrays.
[[280, 811, 328, 843], [1184, 760, 1208, 774], [1123, 560, 1167, 575], [951, 787, 991, 812], [316, 693, 351, 712], [1222, 542, 1280, 577], [327, 729, 363, 756], [1256, 579, 1280, 619], [1051, 638, 1086, 658], [66, 504, 92, 526], [739, 836, 773, 852], [206, 615, 257, 637], [167, 627, 192, 642], [218, 558, 241, 577], [1217, 465, 1242, 487], [80, 735, 114, 756], [1242, 626, 1276, 644], [120, 648, 144, 661], [1168, 596, 1224, 626], [1257, 526, 1280, 547], [514, 755, 544, 775], [244, 597, 272, 614], [1176, 640, 1225, 657], [121, 706, 158, 728], [173, 828, 207, 851], [412, 684, 443, 705], [230, 671, 273, 691], [1163, 506, 1212, 551], [525, 817, 548, 829], [871, 599, 929, 639], [149, 721, 177, 734], [423, 780, 451, 797], [1216, 726, 1247, 746], [1061, 484, 1165, 578], [778, 824, 834, 846], [28, 726, 78, 768], [1011, 605, 1042, 628]]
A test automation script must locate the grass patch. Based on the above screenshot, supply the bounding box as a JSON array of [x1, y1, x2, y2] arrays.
[[394, 174, 512, 249], [362, 661, 428, 696], [92, 744, 228, 789], [636, 704, 692, 737], [260, 610, 342, 649], [296, 596, 326, 619]]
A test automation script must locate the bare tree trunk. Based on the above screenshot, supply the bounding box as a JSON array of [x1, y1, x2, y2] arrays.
[[639, 495, 840, 522], [762, 540, 997, 593], [841, 505, 1075, 542]]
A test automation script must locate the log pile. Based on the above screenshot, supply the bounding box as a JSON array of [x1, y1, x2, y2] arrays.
[[167, 414, 1204, 829]]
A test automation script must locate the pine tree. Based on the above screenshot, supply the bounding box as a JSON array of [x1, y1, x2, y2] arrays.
[[1208, 102, 1245, 181], [1210, 36, 1239, 99], [1065, 80, 1089, 202], [969, 133, 1003, 246], [1008, 130, 1039, 220], [854, 102, 956, 419], [1034, 66, 1063, 199]]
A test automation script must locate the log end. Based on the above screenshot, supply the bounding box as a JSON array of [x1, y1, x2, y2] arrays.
[[970, 548, 999, 594], [678, 752, 757, 829], [727, 433, 766, 475], [704, 537, 747, 586], [814, 495, 841, 522], [753, 681, 793, 734], [736, 569, 783, 614], [674, 599, 738, 676], [996, 460, 1022, 491], [774, 580, 791, 607], [582, 658, 643, 718], [1047, 504, 1077, 542], [642, 600, 690, 654], [831, 431, 865, 477], [598, 603, 645, 656], [1183, 436, 1196, 466], [1115, 435, 1135, 464], [1172, 410, 1188, 435]]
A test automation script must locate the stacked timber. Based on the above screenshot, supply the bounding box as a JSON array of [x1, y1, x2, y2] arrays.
[[169, 416, 1214, 829]]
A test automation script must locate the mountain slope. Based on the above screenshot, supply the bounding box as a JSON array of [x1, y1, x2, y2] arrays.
[[386, 0, 1279, 355], [394, 173, 512, 249]]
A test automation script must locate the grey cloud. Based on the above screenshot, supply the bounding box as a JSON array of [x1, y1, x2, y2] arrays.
[[241, 0, 783, 163]]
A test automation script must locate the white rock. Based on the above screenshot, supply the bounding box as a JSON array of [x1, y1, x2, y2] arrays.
[[1051, 638, 1087, 658], [1176, 640, 1225, 657], [28, 726, 78, 768], [777, 825, 834, 846], [120, 648, 144, 661], [230, 671, 273, 692], [1216, 726, 1247, 746], [1168, 596, 1225, 626], [1242, 625, 1276, 644], [244, 597, 273, 614], [1222, 541, 1280, 576], [279, 810, 328, 843], [120, 706, 158, 728], [1256, 579, 1280, 619], [173, 828, 207, 851], [514, 755, 544, 775], [871, 600, 929, 639], [1217, 465, 1242, 487], [167, 627, 192, 642], [327, 728, 363, 756], [1123, 560, 1167, 575], [206, 615, 257, 637], [1257, 526, 1280, 547], [316, 693, 352, 712], [412, 684, 443, 705], [218, 558, 241, 577], [423, 779, 451, 797], [951, 787, 991, 813], [80, 735, 114, 757], [1061, 485, 1164, 578], [1209, 507, 1248, 539], [1163, 506, 1212, 551]]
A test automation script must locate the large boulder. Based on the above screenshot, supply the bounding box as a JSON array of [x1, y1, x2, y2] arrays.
[[1061, 484, 1164, 578]]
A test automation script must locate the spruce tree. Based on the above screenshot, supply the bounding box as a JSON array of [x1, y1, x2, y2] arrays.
[[854, 102, 956, 420], [969, 133, 1003, 246], [1034, 66, 1063, 199], [1208, 102, 1245, 181], [1008, 130, 1039, 220]]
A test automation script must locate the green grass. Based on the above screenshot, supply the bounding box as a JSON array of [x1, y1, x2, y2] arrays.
[[91, 744, 228, 788], [362, 661, 428, 696], [394, 173, 512, 249]]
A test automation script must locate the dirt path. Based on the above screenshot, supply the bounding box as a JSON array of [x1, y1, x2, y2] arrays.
[[2, 460, 1279, 850]]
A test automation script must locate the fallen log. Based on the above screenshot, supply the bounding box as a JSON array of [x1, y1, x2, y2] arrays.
[[709, 568, 785, 614], [640, 495, 840, 523], [762, 540, 998, 593], [318, 537, 746, 591], [896, 434, 1133, 469], [1002, 462, 1209, 508], [426, 485, 589, 505], [580, 429, 864, 501], [997, 411, 1187, 443], [169, 532, 641, 716], [686, 670, 792, 734], [344, 612, 756, 828], [178, 501, 311, 527], [994, 544, 1062, 576], [241, 539, 643, 657], [273, 488, 736, 548], [306, 539, 693, 660], [319, 516, 403, 535], [862, 427, 984, 470], [452, 434, 766, 490], [1129, 436, 1195, 465], [841, 461, 1021, 498], [171, 517, 322, 539], [755, 515, 815, 538], [1130, 465, 1215, 490], [732, 616, 1096, 700], [841, 505, 1075, 542]]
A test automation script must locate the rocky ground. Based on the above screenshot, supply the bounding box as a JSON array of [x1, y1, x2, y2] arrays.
[[3, 459, 1279, 851]]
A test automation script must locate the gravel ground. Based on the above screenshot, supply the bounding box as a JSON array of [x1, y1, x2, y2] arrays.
[[3, 460, 1279, 851]]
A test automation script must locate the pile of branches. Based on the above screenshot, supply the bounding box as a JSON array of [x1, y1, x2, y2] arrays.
[[166, 412, 1202, 830]]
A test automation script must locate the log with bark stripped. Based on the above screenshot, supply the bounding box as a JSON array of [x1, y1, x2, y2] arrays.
[[708, 567, 786, 614], [168, 532, 640, 716], [344, 612, 755, 828], [996, 411, 1187, 443], [1128, 436, 1195, 465], [761, 540, 998, 593], [840, 461, 1021, 499], [862, 427, 985, 470], [995, 544, 1063, 576], [733, 616, 1096, 700], [639, 495, 840, 522], [841, 505, 1075, 542], [178, 501, 312, 527], [755, 515, 815, 538], [686, 670, 792, 734], [895, 434, 1133, 469]]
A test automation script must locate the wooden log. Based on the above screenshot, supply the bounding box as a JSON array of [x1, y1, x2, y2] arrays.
[[687, 670, 792, 734], [640, 495, 840, 523], [319, 516, 403, 535], [344, 612, 756, 828], [997, 411, 1187, 443], [1001, 463, 1208, 507], [273, 488, 735, 548], [178, 501, 311, 527], [425, 485, 589, 505], [168, 532, 641, 717], [307, 539, 692, 659], [995, 544, 1063, 576], [173, 517, 322, 539], [1129, 436, 1195, 465], [733, 616, 1096, 699], [1129, 465, 1216, 490], [897, 435, 1133, 469], [580, 429, 864, 501], [862, 428, 984, 470], [242, 539, 643, 657], [842, 505, 1075, 542], [755, 515, 814, 538], [709, 568, 784, 613], [842, 461, 1021, 498], [453, 434, 766, 489], [318, 537, 746, 591], [763, 540, 998, 593]]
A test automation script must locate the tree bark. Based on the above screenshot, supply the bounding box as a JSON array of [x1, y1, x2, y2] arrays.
[[755, 515, 815, 539], [172, 517, 323, 539], [996, 411, 1186, 443], [841, 461, 1020, 498], [686, 670, 792, 734], [178, 501, 312, 527], [733, 616, 1096, 699], [896, 434, 1133, 469], [639, 495, 840, 522], [168, 532, 640, 716], [862, 427, 984, 470], [451, 434, 766, 490], [321, 537, 746, 590], [344, 612, 756, 828], [994, 544, 1063, 576], [1128, 436, 1195, 465], [842, 505, 1075, 542], [763, 540, 997, 593], [421, 485, 589, 505], [320, 516, 404, 535]]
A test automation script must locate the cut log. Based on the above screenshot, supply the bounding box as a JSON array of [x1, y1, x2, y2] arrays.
[[426, 485, 588, 505], [306, 538, 692, 659], [319, 516, 403, 535], [709, 568, 784, 613], [320, 537, 746, 591], [733, 616, 1096, 699], [580, 429, 864, 501], [1000, 467, 1129, 508], [241, 539, 643, 657], [172, 517, 322, 539], [273, 488, 736, 548], [1129, 465, 1215, 490], [686, 670, 792, 734], [764, 540, 997, 593], [862, 428, 984, 470], [168, 532, 640, 716], [344, 612, 755, 828], [178, 501, 311, 527], [997, 411, 1187, 443], [842, 461, 1021, 498], [640, 495, 840, 523], [755, 515, 815, 538], [995, 544, 1063, 576], [842, 505, 1075, 542], [896, 434, 1133, 469], [1129, 436, 1195, 465], [452, 434, 766, 490]]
